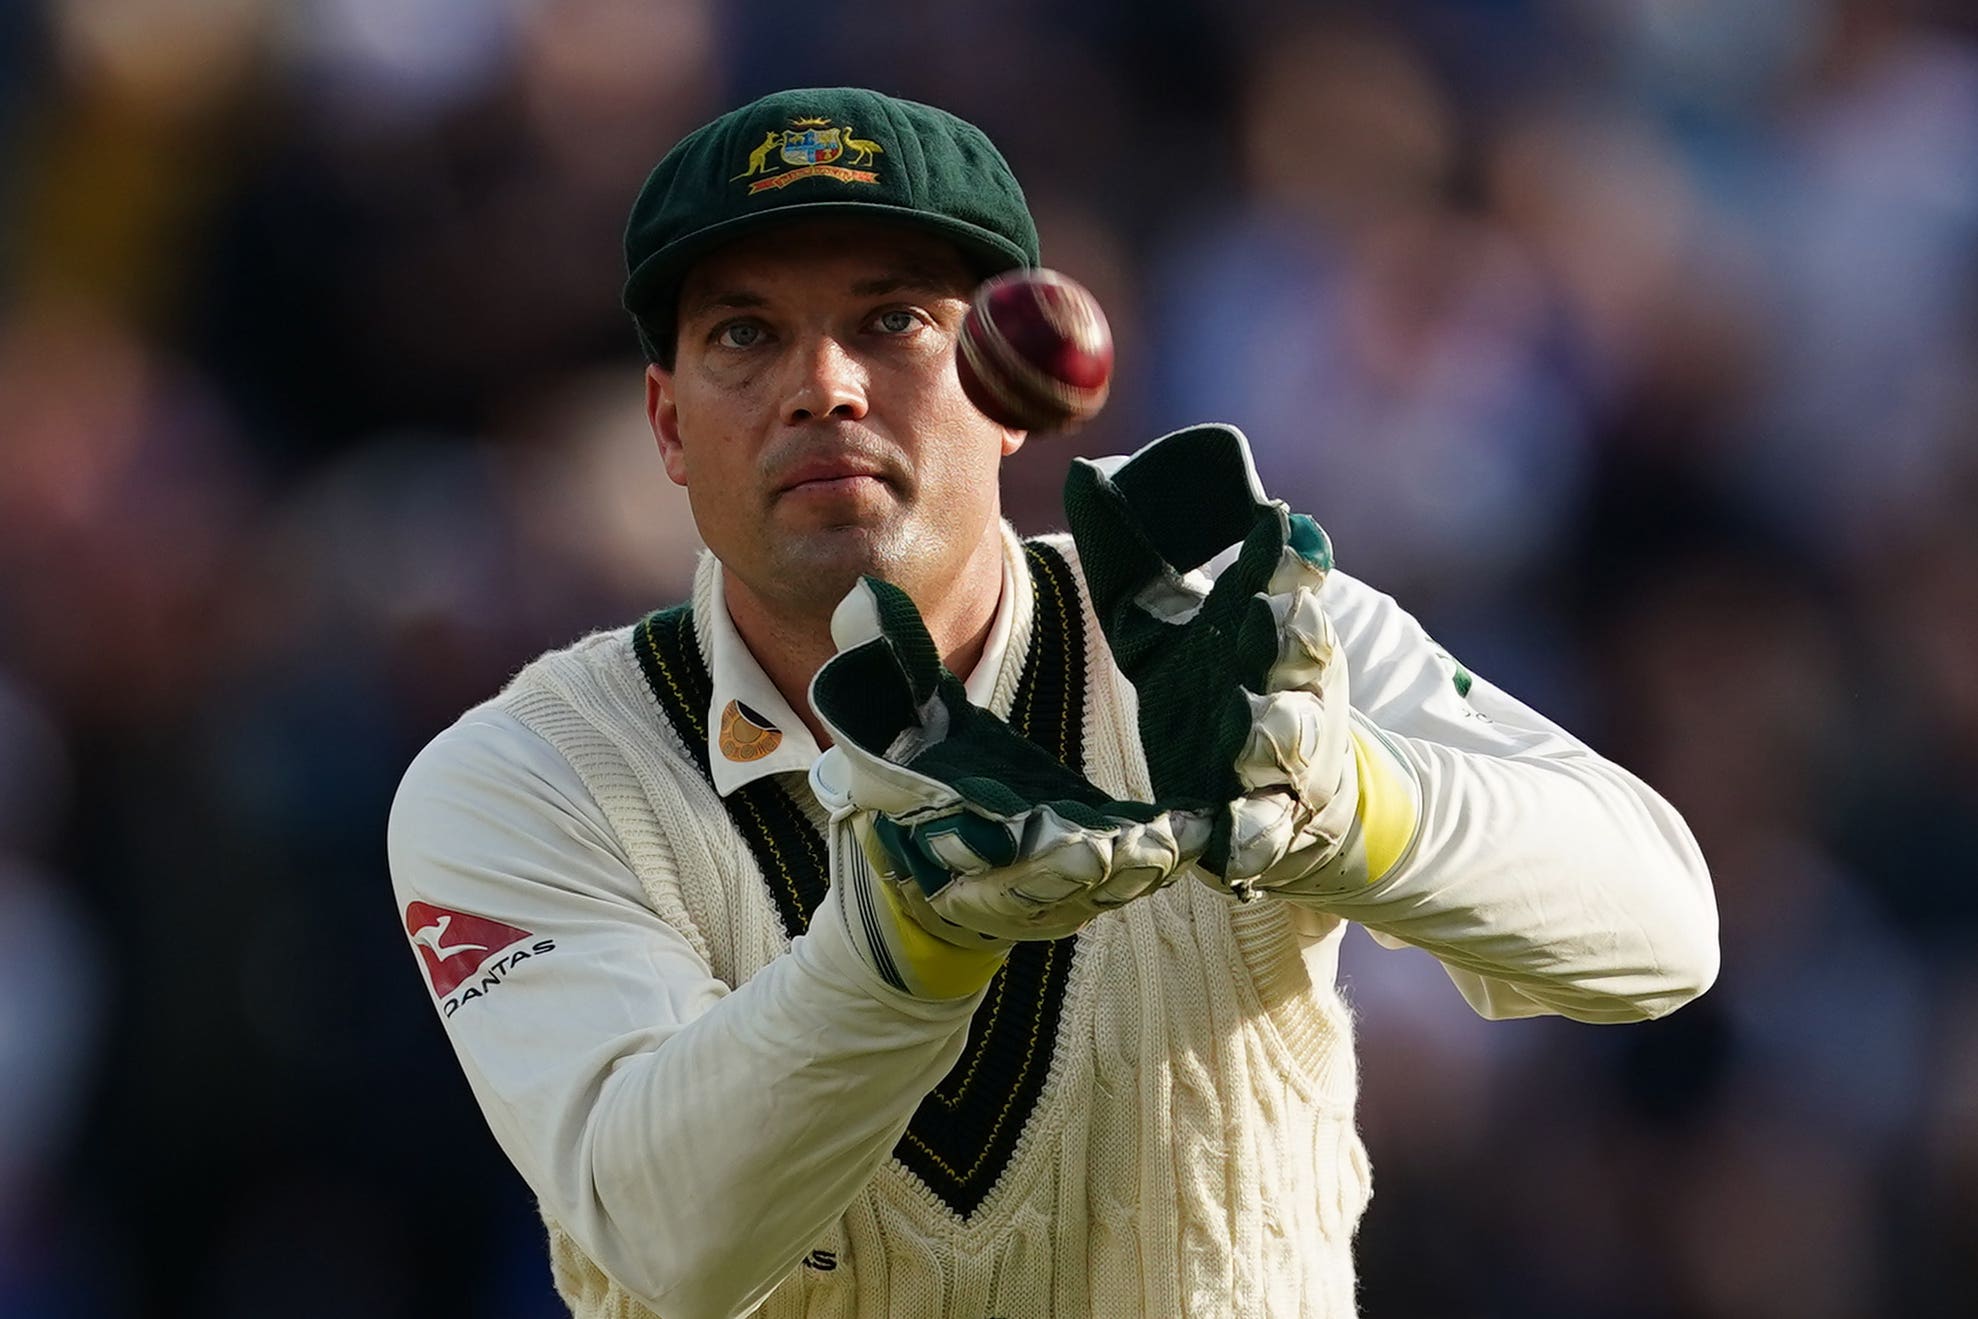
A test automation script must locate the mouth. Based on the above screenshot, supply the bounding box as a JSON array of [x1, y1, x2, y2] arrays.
[[772, 453, 899, 498], [783, 475, 888, 499]]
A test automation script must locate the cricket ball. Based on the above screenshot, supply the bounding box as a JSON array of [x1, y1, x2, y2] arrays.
[[956, 268, 1114, 432]]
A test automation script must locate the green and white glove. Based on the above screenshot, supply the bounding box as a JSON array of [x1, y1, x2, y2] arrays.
[[809, 576, 1213, 997], [1063, 423, 1421, 898]]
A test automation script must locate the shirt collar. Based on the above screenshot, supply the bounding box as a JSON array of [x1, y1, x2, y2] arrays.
[[701, 532, 1025, 796]]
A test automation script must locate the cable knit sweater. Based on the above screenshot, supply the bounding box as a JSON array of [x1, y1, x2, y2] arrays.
[[387, 526, 1717, 1319]]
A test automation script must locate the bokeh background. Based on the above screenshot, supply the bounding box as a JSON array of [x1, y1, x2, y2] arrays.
[[4, 0, 1977, 1314]]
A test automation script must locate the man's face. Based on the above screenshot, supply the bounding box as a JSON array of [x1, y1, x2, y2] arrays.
[[648, 220, 1023, 618]]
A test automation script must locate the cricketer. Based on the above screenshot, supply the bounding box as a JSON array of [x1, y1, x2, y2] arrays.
[[387, 86, 1719, 1319]]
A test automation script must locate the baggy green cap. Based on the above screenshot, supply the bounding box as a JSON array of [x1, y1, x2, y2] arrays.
[[622, 87, 1040, 360]]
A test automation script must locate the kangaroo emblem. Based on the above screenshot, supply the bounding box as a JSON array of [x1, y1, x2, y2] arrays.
[[411, 914, 489, 961], [732, 130, 781, 180]]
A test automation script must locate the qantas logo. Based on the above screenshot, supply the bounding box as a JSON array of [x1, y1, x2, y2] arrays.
[[404, 902, 557, 1011], [410, 912, 488, 961]]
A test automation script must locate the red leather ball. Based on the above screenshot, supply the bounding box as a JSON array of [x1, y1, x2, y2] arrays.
[[956, 268, 1114, 432]]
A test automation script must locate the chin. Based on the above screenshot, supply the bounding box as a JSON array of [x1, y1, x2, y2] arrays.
[[770, 524, 915, 609]]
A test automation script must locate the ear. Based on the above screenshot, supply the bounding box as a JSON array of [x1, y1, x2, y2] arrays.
[[999, 428, 1027, 458], [647, 364, 689, 486]]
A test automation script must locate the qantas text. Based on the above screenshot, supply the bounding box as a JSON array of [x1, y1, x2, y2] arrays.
[[442, 939, 558, 1016]]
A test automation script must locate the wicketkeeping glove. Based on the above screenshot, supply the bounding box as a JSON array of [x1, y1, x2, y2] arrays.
[[1062, 423, 1421, 898], [809, 576, 1213, 997]]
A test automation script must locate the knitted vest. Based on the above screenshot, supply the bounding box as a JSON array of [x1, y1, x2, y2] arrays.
[[492, 531, 1371, 1318]]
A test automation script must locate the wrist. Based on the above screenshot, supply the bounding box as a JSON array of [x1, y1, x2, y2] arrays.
[[1241, 718, 1423, 902], [1349, 719, 1422, 886], [830, 815, 1009, 1002], [871, 876, 1010, 998]]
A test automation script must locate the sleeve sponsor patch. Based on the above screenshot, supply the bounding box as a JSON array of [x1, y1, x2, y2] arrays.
[[403, 902, 556, 1012]]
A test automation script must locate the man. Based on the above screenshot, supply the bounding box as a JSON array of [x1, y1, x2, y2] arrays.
[[387, 86, 1718, 1319]]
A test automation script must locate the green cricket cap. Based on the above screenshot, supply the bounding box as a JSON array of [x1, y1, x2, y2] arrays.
[[622, 87, 1040, 360]]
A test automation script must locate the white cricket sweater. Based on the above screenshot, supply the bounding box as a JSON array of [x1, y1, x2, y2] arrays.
[[387, 525, 1717, 1319]]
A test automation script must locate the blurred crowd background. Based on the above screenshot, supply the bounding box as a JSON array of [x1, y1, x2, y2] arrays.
[[3, 0, 1977, 1315]]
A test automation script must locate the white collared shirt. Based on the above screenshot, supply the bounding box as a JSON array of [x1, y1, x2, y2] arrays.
[[700, 550, 1018, 797]]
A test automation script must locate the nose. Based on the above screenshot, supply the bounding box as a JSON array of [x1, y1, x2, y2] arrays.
[[780, 334, 868, 425]]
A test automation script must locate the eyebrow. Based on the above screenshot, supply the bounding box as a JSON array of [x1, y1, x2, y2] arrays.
[[679, 289, 769, 322], [681, 261, 970, 323], [849, 265, 967, 298]]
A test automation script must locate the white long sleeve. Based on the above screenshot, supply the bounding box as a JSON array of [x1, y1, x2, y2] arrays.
[[387, 712, 982, 1319], [1309, 570, 1720, 1022]]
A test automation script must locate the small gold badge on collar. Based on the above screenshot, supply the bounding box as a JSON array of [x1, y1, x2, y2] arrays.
[[720, 699, 784, 762]]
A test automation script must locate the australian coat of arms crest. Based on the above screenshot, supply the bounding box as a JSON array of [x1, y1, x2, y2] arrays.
[[733, 116, 884, 194]]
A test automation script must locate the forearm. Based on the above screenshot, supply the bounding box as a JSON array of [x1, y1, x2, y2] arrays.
[[548, 900, 978, 1318], [1314, 728, 1719, 1022]]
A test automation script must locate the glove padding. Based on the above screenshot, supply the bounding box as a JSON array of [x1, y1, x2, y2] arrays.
[[1064, 423, 1418, 895], [810, 577, 1212, 974]]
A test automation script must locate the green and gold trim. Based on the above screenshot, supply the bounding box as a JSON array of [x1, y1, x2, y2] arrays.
[[632, 542, 1087, 1217], [635, 605, 829, 935]]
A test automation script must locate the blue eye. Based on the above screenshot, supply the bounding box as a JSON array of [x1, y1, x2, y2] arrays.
[[715, 321, 765, 349], [874, 309, 919, 334]]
